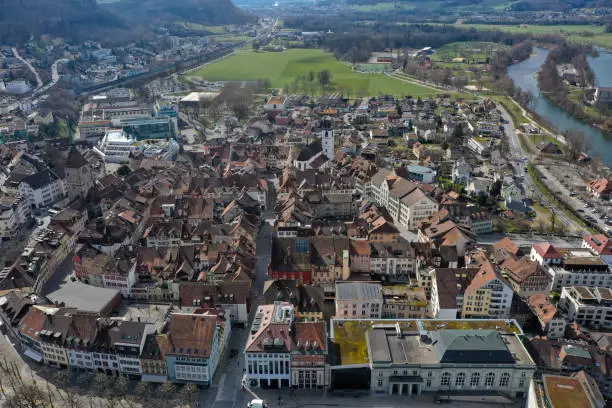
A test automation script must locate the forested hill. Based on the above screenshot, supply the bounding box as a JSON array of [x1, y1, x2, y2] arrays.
[[346, 0, 612, 12], [0, 0, 129, 45], [0, 0, 253, 45], [103, 0, 256, 27]]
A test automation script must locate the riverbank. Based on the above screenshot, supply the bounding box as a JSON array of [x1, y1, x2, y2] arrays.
[[507, 47, 612, 165]]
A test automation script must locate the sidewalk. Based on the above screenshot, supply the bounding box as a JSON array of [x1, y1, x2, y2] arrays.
[[253, 388, 520, 408]]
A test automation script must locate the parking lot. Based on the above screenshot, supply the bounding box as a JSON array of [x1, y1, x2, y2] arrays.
[[537, 162, 611, 234]]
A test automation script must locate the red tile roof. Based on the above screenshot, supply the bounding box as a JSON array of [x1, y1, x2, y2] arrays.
[[528, 294, 559, 325], [494, 237, 520, 257], [532, 243, 562, 259], [19, 307, 47, 340], [350, 240, 371, 257], [160, 313, 219, 358], [587, 178, 611, 194], [583, 234, 612, 256]]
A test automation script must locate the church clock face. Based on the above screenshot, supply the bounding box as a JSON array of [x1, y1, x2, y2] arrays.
[[82, 167, 88, 174]]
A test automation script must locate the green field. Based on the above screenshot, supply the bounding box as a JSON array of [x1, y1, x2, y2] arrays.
[[454, 23, 612, 49], [188, 49, 438, 96], [432, 41, 510, 63]]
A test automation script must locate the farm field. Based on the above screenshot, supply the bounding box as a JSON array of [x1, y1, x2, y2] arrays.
[[453, 23, 612, 49], [188, 49, 439, 96]]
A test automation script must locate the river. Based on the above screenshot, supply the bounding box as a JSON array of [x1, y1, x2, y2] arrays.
[[507, 46, 612, 164]]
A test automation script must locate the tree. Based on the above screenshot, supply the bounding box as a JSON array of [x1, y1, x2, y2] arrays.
[[550, 210, 557, 233], [564, 129, 587, 161], [318, 69, 331, 94], [535, 218, 548, 234], [476, 191, 488, 206], [117, 165, 132, 177], [395, 102, 402, 116]]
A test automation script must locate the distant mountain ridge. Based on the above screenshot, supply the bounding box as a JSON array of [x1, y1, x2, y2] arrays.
[[0, 0, 253, 45]]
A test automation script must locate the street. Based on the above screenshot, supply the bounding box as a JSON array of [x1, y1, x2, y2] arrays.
[[497, 103, 589, 235], [198, 186, 275, 408]]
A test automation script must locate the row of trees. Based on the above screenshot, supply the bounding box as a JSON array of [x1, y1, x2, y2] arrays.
[[284, 69, 335, 95], [0, 355, 198, 408]]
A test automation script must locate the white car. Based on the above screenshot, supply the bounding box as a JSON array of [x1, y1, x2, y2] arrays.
[[247, 400, 267, 408]]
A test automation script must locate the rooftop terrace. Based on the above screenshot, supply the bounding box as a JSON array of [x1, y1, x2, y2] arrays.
[[543, 375, 594, 408]]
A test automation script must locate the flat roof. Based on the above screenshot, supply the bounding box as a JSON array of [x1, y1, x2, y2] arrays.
[[543, 375, 594, 408], [336, 282, 382, 302], [330, 319, 525, 366], [180, 92, 219, 102], [46, 282, 119, 314], [104, 129, 131, 143]]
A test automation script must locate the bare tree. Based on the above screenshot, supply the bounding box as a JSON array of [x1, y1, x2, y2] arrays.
[[564, 129, 587, 161]]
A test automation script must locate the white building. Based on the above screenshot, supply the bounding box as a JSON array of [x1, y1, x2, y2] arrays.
[[320, 127, 334, 161], [559, 286, 612, 329], [0, 192, 30, 239], [245, 302, 328, 389], [94, 129, 139, 163], [369, 242, 415, 282], [19, 170, 67, 209], [526, 294, 566, 340], [293, 140, 326, 171], [245, 302, 295, 388], [109, 321, 155, 377], [467, 137, 492, 156], [407, 165, 436, 184], [530, 243, 563, 266], [335, 282, 383, 319], [451, 160, 471, 184], [543, 248, 611, 292], [369, 169, 438, 231], [328, 319, 535, 399]]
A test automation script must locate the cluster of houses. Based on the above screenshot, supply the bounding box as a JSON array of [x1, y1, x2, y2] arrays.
[[0, 88, 610, 408]]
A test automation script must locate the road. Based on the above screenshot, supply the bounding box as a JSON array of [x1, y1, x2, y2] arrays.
[[497, 104, 589, 235], [12, 47, 43, 90], [34, 58, 69, 95], [199, 186, 276, 408], [476, 232, 583, 248]]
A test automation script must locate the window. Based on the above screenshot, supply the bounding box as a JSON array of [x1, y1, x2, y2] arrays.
[[455, 372, 466, 387], [378, 379, 383, 387], [499, 373, 511, 387], [440, 372, 451, 387], [470, 372, 480, 387], [485, 373, 495, 387], [519, 372, 527, 388]]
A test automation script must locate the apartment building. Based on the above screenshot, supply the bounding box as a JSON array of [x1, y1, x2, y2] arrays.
[[370, 240, 415, 282], [544, 248, 612, 292], [559, 286, 612, 329], [335, 282, 383, 319], [381, 286, 428, 319], [500, 257, 552, 297]]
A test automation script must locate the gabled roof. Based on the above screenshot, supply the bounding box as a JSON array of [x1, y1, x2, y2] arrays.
[[494, 237, 521, 257], [532, 243, 563, 259], [583, 234, 612, 256], [160, 312, 219, 358], [501, 257, 548, 284], [296, 140, 323, 162]]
